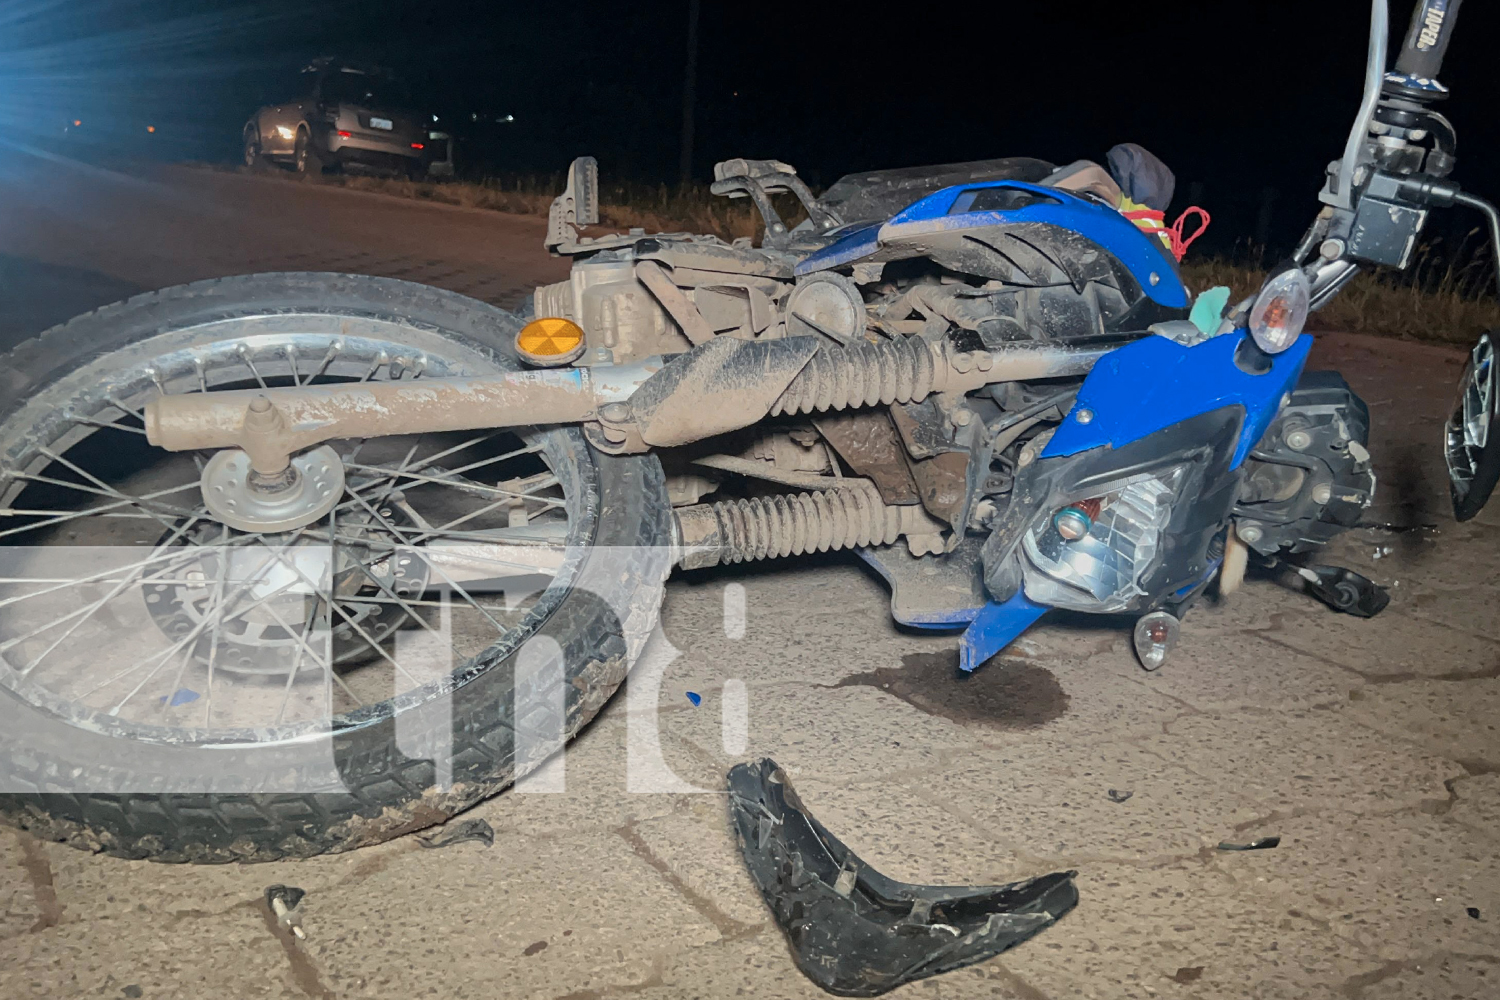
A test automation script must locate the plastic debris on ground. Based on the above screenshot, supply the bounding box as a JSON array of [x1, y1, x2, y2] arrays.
[[1217, 836, 1281, 851], [727, 757, 1077, 997]]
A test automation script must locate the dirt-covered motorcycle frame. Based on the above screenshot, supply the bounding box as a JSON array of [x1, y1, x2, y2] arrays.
[[0, 0, 1492, 864]]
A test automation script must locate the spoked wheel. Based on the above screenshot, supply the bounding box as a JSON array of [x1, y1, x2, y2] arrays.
[[0, 274, 671, 861]]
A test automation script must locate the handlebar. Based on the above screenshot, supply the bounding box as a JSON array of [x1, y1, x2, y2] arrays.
[[1392, 0, 1463, 81]]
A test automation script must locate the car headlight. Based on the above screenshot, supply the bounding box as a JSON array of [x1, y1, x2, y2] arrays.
[[1020, 467, 1187, 612], [1248, 268, 1310, 355]]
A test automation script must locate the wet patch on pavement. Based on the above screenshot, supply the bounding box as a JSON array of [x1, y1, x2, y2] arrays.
[[832, 649, 1069, 729]]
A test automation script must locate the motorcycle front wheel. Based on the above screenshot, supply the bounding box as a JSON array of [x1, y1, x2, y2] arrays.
[[0, 273, 672, 861]]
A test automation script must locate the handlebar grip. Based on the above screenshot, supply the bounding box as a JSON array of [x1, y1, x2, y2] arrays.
[[1393, 0, 1463, 80]]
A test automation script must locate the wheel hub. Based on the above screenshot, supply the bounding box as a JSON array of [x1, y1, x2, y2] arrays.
[[144, 504, 433, 675], [201, 445, 345, 532]]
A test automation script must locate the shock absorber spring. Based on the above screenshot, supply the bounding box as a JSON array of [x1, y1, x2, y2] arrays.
[[770, 335, 944, 416], [674, 482, 917, 568]]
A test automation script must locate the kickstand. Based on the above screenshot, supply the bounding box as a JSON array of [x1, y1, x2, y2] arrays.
[[1257, 556, 1390, 618]]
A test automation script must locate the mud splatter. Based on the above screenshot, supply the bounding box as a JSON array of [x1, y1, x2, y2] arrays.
[[833, 649, 1068, 729], [16, 833, 63, 932], [1171, 966, 1205, 984], [524, 940, 549, 956]]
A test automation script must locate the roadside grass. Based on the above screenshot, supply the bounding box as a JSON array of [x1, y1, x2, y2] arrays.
[[1182, 250, 1499, 345], [213, 163, 1498, 345]]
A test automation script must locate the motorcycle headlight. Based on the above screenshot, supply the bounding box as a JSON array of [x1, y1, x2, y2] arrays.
[[1020, 467, 1187, 612], [1248, 268, 1310, 355]]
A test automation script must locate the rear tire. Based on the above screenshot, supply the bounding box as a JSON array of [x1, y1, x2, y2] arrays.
[[242, 128, 263, 169], [0, 273, 673, 862], [293, 129, 323, 176]]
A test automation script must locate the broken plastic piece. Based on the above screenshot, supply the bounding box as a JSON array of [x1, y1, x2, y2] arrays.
[[1294, 564, 1390, 617], [1107, 789, 1133, 803], [727, 758, 1077, 997], [685, 691, 703, 707], [417, 818, 495, 850], [959, 593, 1049, 673], [1217, 836, 1281, 851]]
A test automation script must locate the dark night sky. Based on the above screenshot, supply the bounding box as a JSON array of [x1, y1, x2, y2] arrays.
[[5, 0, 1498, 254]]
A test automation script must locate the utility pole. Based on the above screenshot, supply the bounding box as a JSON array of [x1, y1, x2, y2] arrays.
[[678, 0, 700, 186]]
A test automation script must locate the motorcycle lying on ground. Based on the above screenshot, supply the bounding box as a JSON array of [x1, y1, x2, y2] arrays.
[[0, 0, 1493, 863]]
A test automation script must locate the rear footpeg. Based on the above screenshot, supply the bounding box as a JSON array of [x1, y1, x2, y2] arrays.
[[727, 758, 1077, 997]]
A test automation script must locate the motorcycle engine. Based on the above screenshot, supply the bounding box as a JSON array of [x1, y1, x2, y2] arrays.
[[1233, 371, 1375, 555]]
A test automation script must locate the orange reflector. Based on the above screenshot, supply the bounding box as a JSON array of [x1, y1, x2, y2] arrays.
[[516, 317, 586, 366]]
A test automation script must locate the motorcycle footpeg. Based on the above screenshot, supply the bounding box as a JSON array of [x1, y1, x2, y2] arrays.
[[1293, 563, 1391, 618]]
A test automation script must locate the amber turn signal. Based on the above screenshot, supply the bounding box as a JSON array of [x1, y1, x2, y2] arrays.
[[515, 317, 586, 366]]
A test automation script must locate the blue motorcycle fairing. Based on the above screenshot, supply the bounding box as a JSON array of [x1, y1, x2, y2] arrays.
[[796, 180, 1188, 310], [851, 545, 1046, 672], [1044, 332, 1314, 470], [958, 593, 1050, 673], [901, 333, 1310, 672]]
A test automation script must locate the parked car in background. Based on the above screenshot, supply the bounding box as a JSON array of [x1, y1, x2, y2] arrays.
[[243, 58, 432, 179]]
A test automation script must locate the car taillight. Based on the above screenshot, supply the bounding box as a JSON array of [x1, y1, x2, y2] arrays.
[[411, 143, 424, 150], [337, 130, 351, 138]]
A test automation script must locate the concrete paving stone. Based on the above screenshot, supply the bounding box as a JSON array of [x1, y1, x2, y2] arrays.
[[1352, 954, 1500, 1000], [999, 861, 1367, 1000], [1139, 709, 1460, 817], [636, 931, 849, 1000], [307, 826, 720, 1000], [1344, 520, 1500, 603], [919, 740, 1268, 864], [630, 800, 772, 928], [1217, 812, 1500, 962], [465, 711, 684, 838], [1125, 626, 1361, 713], [1449, 772, 1500, 841], [628, 679, 988, 792], [660, 558, 936, 690], [35, 832, 389, 935], [1239, 598, 1499, 684], [0, 900, 296, 1000], [1342, 677, 1500, 767]]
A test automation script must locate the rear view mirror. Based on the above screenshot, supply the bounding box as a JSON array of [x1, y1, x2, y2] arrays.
[[1447, 331, 1499, 521]]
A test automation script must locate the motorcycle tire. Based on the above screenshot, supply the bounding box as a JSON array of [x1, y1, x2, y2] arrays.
[[0, 272, 673, 862]]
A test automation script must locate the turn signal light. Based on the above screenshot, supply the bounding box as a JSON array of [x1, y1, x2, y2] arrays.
[[516, 317, 586, 366]]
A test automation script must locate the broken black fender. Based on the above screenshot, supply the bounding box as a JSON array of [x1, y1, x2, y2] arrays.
[[727, 758, 1077, 997]]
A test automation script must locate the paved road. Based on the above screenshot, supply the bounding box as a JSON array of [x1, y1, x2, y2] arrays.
[[0, 156, 1497, 1000], [0, 156, 566, 352]]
